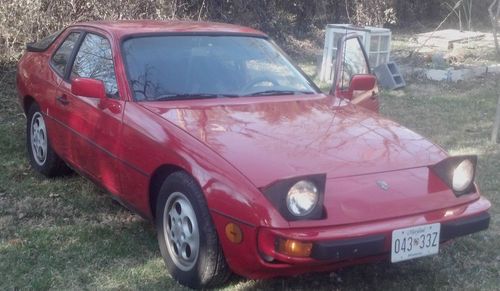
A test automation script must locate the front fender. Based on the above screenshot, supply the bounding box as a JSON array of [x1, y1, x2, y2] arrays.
[[121, 102, 288, 228]]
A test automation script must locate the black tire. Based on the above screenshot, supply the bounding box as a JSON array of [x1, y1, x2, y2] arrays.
[[26, 103, 70, 177], [156, 171, 231, 289]]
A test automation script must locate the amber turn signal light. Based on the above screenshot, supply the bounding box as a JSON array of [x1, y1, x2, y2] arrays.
[[225, 223, 243, 244], [276, 238, 313, 257]]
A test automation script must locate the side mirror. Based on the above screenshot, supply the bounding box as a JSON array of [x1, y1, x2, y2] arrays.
[[71, 78, 106, 99], [349, 74, 377, 91]]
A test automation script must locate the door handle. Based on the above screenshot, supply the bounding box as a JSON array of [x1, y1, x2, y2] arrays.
[[56, 95, 69, 105]]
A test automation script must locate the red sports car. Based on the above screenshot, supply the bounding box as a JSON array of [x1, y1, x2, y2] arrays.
[[16, 20, 490, 289]]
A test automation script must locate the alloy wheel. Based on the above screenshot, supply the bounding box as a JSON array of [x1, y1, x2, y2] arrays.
[[30, 112, 48, 166], [163, 191, 200, 271]]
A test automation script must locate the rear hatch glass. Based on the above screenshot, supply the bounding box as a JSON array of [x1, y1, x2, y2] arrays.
[[26, 29, 64, 52]]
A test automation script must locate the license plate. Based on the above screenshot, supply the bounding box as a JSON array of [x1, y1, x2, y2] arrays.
[[391, 223, 440, 263]]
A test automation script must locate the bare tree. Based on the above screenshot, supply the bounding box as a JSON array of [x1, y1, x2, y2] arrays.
[[490, 0, 500, 57]]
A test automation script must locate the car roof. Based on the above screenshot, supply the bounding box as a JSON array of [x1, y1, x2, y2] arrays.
[[71, 20, 267, 39]]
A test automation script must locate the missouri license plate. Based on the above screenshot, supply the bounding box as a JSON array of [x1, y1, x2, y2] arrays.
[[391, 223, 440, 263]]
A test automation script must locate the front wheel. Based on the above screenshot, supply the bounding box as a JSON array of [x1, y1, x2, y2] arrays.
[[26, 103, 70, 177], [156, 171, 230, 289]]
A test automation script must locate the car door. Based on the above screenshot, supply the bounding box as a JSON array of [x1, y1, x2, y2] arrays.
[[48, 31, 84, 165], [330, 34, 379, 112], [64, 31, 124, 194]]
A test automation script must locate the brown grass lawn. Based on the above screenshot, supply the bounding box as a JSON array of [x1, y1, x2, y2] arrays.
[[0, 54, 499, 289]]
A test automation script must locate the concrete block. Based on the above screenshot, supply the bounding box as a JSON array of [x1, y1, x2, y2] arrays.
[[426, 69, 448, 81], [487, 64, 500, 74], [422, 64, 499, 82], [373, 62, 405, 90], [470, 66, 487, 77], [449, 69, 467, 82]]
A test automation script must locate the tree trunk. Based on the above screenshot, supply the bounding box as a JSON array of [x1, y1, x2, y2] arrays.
[[489, 0, 500, 58], [489, 0, 500, 143], [492, 75, 500, 143]]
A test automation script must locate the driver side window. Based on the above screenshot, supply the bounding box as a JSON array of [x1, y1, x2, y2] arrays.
[[339, 38, 369, 90], [71, 33, 119, 98]]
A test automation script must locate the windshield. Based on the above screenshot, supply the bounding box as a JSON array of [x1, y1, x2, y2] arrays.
[[122, 35, 319, 101]]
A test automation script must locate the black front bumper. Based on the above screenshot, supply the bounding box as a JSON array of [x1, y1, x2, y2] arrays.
[[440, 211, 490, 241], [311, 212, 490, 261]]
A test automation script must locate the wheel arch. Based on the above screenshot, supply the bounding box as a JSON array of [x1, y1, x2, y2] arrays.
[[146, 148, 278, 228], [23, 95, 36, 114], [149, 164, 186, 219]]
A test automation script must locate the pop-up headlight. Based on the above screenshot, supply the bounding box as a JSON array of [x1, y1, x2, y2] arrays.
[[431, 155, 477, 196], [260, 174, 326, 220]]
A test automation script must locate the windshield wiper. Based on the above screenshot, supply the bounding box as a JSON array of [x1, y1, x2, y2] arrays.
[[153, 90, 314, 100], [155, 93, 240, 101], [248, 90, 315, 96]]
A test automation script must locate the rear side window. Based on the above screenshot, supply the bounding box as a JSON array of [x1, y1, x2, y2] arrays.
[[51, 32, 80, 77], [71, 33, 118, 97], [27, 29, 64, 52]]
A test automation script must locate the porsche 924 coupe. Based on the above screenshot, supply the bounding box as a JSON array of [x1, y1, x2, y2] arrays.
[[16, 21, 490, 288]]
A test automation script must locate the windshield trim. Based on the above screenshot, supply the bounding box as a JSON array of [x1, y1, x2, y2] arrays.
[[120, 32, 321, 102], [267, 39, 322, 94]]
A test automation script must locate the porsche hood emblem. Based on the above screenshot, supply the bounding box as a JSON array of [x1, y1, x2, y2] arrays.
[[376, 180, 390, 191]]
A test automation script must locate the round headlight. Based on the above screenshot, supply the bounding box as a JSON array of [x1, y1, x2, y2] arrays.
[[452, 159, 474, 192], [286, 180, 319, 216]]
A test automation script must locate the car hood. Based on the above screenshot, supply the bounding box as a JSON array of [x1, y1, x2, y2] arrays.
[[141, 95, 447, 187]]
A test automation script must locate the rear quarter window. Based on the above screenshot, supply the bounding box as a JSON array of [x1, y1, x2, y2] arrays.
[[26, 29, 64, 52], [50, 32, 81, 77]]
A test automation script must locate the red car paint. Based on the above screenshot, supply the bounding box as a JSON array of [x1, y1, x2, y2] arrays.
[[16, 20, 490, 279]]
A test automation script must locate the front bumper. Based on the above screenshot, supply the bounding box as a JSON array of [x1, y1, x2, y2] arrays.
[[212, 196, 491, 279], [310, 211, 490, 261]]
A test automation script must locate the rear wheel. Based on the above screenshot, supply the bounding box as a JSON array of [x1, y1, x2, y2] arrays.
[[26, 103, 70, 177], [156, 171, 230, 288]]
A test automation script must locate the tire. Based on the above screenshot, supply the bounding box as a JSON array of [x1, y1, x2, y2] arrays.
[[156, 171, 231, 289], [26, 103, 70, 177]]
